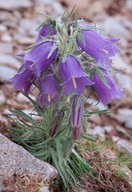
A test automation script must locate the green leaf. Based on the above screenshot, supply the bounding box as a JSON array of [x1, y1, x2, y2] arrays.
[[73, 12, 78, 32], [10, 109, 32, 121], [31, 149, 49, 158], [84, 110, 111, 117], [50, 149, 68, 187], [72, 149, 94, 171], [66, 5, 76, 22], [35, 19, 48, 31], [47, 43, 57, 59], [81, 134, 96, 141], [77, 31, 85, 43]]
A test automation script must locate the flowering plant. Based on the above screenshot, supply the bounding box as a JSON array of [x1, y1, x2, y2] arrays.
[[10, 11, 122, 190]]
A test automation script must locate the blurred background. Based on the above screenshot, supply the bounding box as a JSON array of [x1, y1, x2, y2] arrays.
[[0, 0, 132, 155]]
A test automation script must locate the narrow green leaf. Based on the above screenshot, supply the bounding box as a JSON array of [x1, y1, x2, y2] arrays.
[[35, 19, 48, 31], [84, 110, 111, 117], [50, 149, 68, 187], [47, 43, 57, 59], [81, 134, 96, 141], [66, 5, 76, 21], [77, 32, 85, 43], [10, 109, 32, 121]]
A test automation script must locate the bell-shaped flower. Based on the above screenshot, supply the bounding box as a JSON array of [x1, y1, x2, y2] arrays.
[[59, 55, 94, 96], [70, 95, 84, 139], [92, 69, 122, 106], [24, 41, 57, 76], [77, 29, 119, 67], [9, 62, 34, 94], [37, 74, 59, 107], [36, 23, 56, 42]]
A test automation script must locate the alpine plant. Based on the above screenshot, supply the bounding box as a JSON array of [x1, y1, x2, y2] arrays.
[[10, 16, 122, 140]]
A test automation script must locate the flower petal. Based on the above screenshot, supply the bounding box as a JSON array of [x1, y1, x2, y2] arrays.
[[92, 70, 122, 106]]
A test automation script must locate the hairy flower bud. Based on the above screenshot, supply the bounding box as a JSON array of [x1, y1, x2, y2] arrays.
[[70, 95, 84, 139], [36, 23, 56, 42], [49, 109, 64, 137]]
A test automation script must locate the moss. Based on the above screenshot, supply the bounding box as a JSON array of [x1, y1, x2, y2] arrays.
[[3, 173, 49, 192], [77, 139, 132, 192]]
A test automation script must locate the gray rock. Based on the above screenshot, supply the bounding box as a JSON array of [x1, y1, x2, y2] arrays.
[[115, 73, 132, 97], [112, 136, 132, 156], [104, 125, 113, 133], [15, 35, 35, 45], [3, 109, 17, 120], [40, 186, 50, 192], [89, 126, 105, 138], [0, 24, 7, 32], [0, 90, 6, 104], [22, 109, 42, 120], [99, 18, 130, 38], [0, 11, 13, 22], [118, 16, 132, 30], [16, 93, 36, 103], [0, 133, 57, 191], [125, 0, 132, 11], [18, 19, 39, 35], [0, 0, 32, 10], [0, 65, 15, 81], [90, 125, 113, 137], [39, 0, 55, 4], [86, 1, 106, 18], [86, 98, 107, 111], [0, 43, 13, 54], [0, 114, 8, 124], [16, 92, 30, 102], [58, 0, 89, 13], [3, 20, 17, 28], [1, 33, 12, 42], [0, 54, 21, 68], [114, 109, 132, 129], [125, 121, 132, 129], [49, 0, 64, 15], [112, 55, 132, 76]]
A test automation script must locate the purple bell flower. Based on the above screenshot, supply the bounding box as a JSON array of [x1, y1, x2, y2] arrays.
[[92, 69, 122, 106], [24, 41, 57, 76], [16, 54, 40, 77], [10, 62, 34, 94], [38, 74, 59, 107], [70, 95, 84, 139], [36, 23, 56, 42], [59, 55, 94, 96], [77, 29, 119, 67]]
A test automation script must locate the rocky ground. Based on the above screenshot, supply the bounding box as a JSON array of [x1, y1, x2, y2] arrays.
[[0, 0, 132, 191]]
